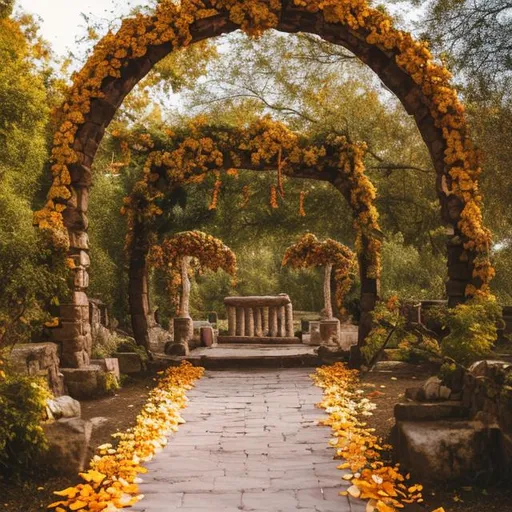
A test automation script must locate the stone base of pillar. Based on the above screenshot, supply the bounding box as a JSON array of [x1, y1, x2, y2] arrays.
[[320, 319, 341, 346], [305, 321, 322, 346], [169, 317, 193, 355]]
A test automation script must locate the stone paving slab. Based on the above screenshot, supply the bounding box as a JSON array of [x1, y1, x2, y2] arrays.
[[132, 369, 352, 512]]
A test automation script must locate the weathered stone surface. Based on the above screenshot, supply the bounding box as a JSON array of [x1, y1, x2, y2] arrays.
[[61, 365, 105, 399], [200, 326, 215, 347], [90, 358, 120, 380], [394, 420, 493, 482], [165, 342, 189, 356], [42, 416, 107, 476], [394, 402, 468, 422], [131, 369, 350, 512], [405, 386, 425, 402], [115, 352, 143, 374], [320, 319, 340, 345], [9, 342, 64, 396], [147, 325, 172, 354], [423, 376, 442, 400], [47, 395, 81, 420]]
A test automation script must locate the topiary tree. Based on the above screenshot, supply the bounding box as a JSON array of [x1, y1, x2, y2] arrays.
[[282, 233, 357, 319], [148, 230, 237, 319]]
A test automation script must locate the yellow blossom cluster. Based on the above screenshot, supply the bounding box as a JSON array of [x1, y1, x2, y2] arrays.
[[312, 363, 445, 512], [48, 361, 204, 512], [148, 230, 237, 303], [121, 118, 381, 280], [283, 233, 357, 313]]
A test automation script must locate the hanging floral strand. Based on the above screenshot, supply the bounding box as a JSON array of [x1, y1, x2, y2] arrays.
[[209, 171, 222, 210]]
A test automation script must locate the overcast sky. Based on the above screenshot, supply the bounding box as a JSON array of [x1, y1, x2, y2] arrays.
[[17, 0, 135, 57]]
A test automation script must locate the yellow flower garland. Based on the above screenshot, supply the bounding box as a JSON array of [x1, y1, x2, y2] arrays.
[[35, 0, 492, 295], [121, 118, 382, 279], [48, 361, 204, 512]]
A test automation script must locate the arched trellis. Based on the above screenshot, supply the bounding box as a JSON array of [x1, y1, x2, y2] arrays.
[[35, 0, 494, 369], [121, 118, 381, 359]]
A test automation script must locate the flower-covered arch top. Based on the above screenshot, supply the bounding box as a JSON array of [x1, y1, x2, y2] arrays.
[[122, 117, 381, 280]]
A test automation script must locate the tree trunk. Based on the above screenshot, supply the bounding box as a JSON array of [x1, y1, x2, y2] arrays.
[[324, 263, 333, 319], [179, 256, 192, 318]]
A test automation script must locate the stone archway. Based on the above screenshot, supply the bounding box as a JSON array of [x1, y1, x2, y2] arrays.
[[120, 120, 380, 358], [36, 0, 493, 369]]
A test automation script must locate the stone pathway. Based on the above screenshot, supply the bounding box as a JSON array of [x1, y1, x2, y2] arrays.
[[133, 369, 360, 512]]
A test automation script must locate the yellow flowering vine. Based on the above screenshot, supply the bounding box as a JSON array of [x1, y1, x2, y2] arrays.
[[35, 0, 491, 295], [119, 117, 381, 279]]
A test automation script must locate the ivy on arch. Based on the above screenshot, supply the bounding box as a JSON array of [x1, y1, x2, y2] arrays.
[[34, 0, 494, 368]]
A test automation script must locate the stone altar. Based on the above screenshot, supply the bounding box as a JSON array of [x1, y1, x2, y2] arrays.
[[220, 294, 298, 343]]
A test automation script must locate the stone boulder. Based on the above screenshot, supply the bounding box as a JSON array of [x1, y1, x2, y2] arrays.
[[423, 376, 442, 400], [42, 417, 107, 476], [61, 365, 115, 399], [47, 396, 81, 420], [394, 420, 494, 482], [8, 342, 64, 396], [115, 352, 144, 374]]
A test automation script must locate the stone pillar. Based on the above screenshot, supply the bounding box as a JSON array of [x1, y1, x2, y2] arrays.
[[269, 307, 278, 337], [254, 308, 263, 337], [262, 307, 269, 336], [236, 307, 245, 336], [278, 306, 286, 337], [245, 307, 255, 336], [55, 211, 93, 368], [285, 303, 294, 337], [227, 306, 236, 336]]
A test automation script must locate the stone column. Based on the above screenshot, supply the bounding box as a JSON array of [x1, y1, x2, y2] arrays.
[[278, 306, 286, 337], [254, 308, 263, 337], [262, 307, 269, 336], [227, 306, 236, 336], [236, 307, 245, 336], [285, 303, 294, 337], [245, 307, 255, 336], [269, 307, 278, 337], [56, 199, 93, 368]]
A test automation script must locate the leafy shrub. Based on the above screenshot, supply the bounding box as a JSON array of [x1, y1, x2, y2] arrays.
[[436, 296, 501, 366], [0, 369, 51, 478]]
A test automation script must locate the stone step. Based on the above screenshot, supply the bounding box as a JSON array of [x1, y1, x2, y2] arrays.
[[394, 401, 469, 422], [218, 336, 301, 345], [150, 344, 321, 370]]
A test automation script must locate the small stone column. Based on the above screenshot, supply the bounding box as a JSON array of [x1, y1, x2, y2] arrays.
[[245, 307, 255, 336], [262, 307, 269, 336], [169, 317, 192, 355], [285, 303, 294, 337], [269, 307, 278, 337], [236, 307, 245, 336], [278, 306, 286, 337], [254, 308, 263, 337], [227, 306, 236, 336]]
